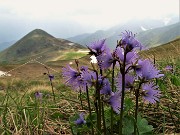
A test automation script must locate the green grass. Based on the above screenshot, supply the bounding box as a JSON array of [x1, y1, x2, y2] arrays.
[[60, 52, 88, 60], [0, 56, 179, 134], [0, 38, 179, 134]]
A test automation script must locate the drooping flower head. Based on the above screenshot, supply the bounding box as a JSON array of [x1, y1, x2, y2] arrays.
[[100, 78, 112, 95], [135, 59, 164, 81], [62, 65, 80, 86], [48, 74, 54, 81], [97, 51, 115, 69], [121, 31, 143, 51], [164, 65, 173, 72], [141, 82, 161, 104], [116, 73, 135, 91], [74, 113, 86, 125], [87, 39, 110, 56], [115, 47, 138, 64], [108, 92, 121, 114], [80, 70, 96, 88], [35, 92, 43, 100]]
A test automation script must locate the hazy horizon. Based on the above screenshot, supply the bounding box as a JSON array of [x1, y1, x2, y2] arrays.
[[0, 0, 179, 42]]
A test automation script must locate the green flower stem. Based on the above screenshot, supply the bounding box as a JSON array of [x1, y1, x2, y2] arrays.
[[134, 82, 142, 135], [79, 88, 84, 110], [45, 67, 56, 103], [96, 70, 102, 135], [102, 100, 107, 135], [86, 85, 94, 135], [119, 52, 127, 135], [111, 62, 116, 135]]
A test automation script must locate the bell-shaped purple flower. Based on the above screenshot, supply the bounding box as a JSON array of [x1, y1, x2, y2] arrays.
[[142, 82, 161, 104], [80, 70, 95, 88], [74, 113, 86, 125], [121, 31, 143, 51], [116, 73, 135, 91], [108, 92, 121, 114], [35, 92, 43, 100], [100, 78, 112, 95], [164, 65, 173, 72], [62, 65, 80, 86], [48, 74, 54, 81], [115, 47, 138, 64], [135, 59, 164, 80], [97, 51, 115, 69], [87, 39, 110, 56], [80, 66, 88, 72]]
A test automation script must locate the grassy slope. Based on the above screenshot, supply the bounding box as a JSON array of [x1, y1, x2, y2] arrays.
[[140, 37, 180, 60], [139, 38, 180, 133], [0, 29, 85, 63], [0, 38, 179, 134]]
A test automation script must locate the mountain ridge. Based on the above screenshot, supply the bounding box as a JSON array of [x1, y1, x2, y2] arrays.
[[0, 29, 85, 63], [68, 20, 180, 49]]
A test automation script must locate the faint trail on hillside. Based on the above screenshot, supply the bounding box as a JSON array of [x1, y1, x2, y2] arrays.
[[0, 56, 59, 77], [34, 60, 59, 73]]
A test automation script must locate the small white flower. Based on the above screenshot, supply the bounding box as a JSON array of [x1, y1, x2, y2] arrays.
[[90, 55, 97, 63]]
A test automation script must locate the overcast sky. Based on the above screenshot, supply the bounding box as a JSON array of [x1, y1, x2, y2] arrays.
[[0, 0, 179, 41]]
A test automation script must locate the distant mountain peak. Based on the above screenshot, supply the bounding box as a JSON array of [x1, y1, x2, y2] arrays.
[[0, 29, 85, 63], [27, 29, 54, 38]]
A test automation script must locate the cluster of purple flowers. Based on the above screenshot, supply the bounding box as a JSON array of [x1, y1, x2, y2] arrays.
[[62, 30, 164, 125]]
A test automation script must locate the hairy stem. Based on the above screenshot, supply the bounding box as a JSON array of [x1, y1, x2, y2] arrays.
[[134, 82, 142, 135], [119, 52, 127, 135], [79, 88, 84, 110], [86, 86, 94, 135], [102, 101, 107, 135], [111, 62, 116, 135]]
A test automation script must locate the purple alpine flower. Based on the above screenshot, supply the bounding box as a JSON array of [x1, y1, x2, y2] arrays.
[[108, 92, 121, 114], [97, 51, 115, 69], [142, 82, 161, 104], [164, 65, 173, 72], [87, 39, 110, 56], [62, 65, 80, 86], [74, 113, 86, 125], [121, 31, 143, 51], [100, 78, 112, 95], [81, 70, 95, 87], [115, 47, 138, 64], [80, 66, 88, 72], [135, 59, 164, 80], [116, 73, 135, 91], [35, 92, 43, 100], [48, 74, 54, 81]]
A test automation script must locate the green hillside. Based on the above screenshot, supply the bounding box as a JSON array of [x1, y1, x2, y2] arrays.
[[140, 37, 180, 60], [0, 29, 86, 63], [137, 22, 180, 48]]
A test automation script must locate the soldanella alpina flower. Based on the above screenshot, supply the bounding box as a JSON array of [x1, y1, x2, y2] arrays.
[[97, 51, 115, 69], [100, 78, 112, 95], [115, 47, 138, 64], [121, 31, 143, 51], [108, 92, 121, 114], [87, 39, 109, 56], [135, 59, 164, 81], [116, 73, 135, 91], [62, 65, 80, 85], [74, 113, 86, 125], [62, 65, 86, 91], [141, 82, 161, 104], [35, 92, 43, 100], [48, 74, 54, 81], [164, 65, 173, 72]]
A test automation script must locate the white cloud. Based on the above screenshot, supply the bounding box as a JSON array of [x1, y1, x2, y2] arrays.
[[0, 0, 179, 41], [0, 0, 178, 28]]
